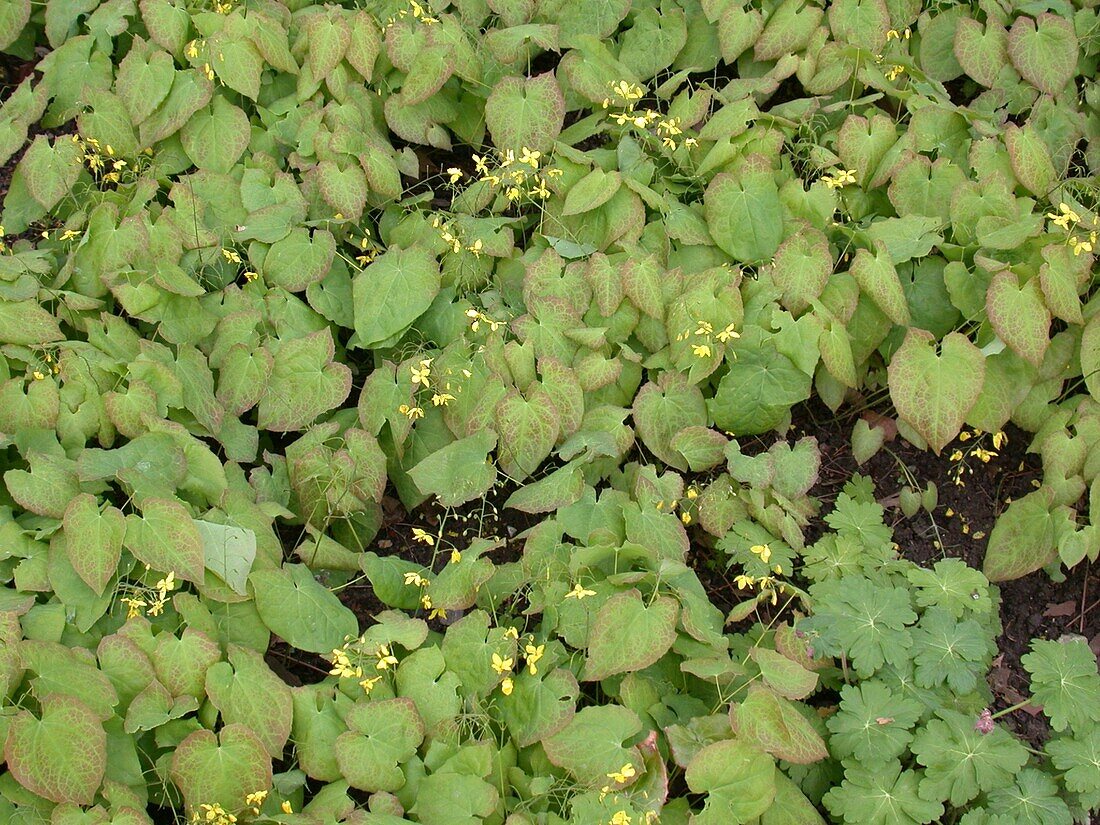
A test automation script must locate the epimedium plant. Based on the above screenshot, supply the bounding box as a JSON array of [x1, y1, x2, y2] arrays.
[[0, 0, 1099, 822]]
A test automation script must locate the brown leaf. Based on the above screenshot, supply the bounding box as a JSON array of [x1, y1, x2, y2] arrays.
[[1043, 600, 1077, 618]]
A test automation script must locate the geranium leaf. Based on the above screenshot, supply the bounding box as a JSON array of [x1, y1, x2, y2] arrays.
[[170, 724, 272, 815], [250, 564, 358, 654], [4, 695, 106, 804]]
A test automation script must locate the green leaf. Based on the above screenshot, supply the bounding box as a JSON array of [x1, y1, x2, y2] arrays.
[[395, 647, 462, 733], [910, 607, 991, 694], [905, 558, 992, 618], [987, 768, 1074, 825], [484, 71, 565, 152], [18, 135, 83, 211], [409, 430, 497, 507], [170, 724, 272, 815], [262, 228, 337, 293], [709, 344, 811, 435], [986, 270, 1050, 368], [115, 37, 174, 124], [826, 680, 923, 764], [494, 386, 560, 480], [543, 705, 642, 784], [1021, 637, 1100, 733], [124, 497, 206, 585], [823, 760, 943, 825], [334, 697, 423, 792], [911, 710, 1029, 807], [409, 772, 499, 825], [982, 488, 1060, 582], [257, 330, 352, 432], [804, 576, 916, 678], [62, 493, 125, 596], [0, 298, 64, 345], [851, 419, 885, 465], [887, 329, 984, 454], [562, 168, 622, 216], [205, 646, 292, 758], [195, 520, 256, 596], [583, 589, 678, 681], [353, 247, 442, 347], [766, 228, 832, 315], [1046, 727, 1100, 799], [685, 738, 776, 825], [632, 371, 706, 471], [503, 461, 585, 513], [501, 667, 579, 748], [180, 96, 250, 174], [1007, 13, 1078, 96], [4, 695, 106, 804], [250, 564, 358, 654], [750, 648, 817, 700], [705, 157, 784, 264], [1005, 124, 1056, 199], [849, 243, 911, 327], [734, 684, 827, 764]]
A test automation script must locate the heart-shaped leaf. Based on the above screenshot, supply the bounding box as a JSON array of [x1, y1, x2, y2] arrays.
[[887, 329, 984, 454]]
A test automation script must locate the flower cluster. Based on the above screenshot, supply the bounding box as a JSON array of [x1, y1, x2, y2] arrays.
[[326, 635, 402, 693], [431, 215, 483, 257], [397, 357, 468, 421], [1045, 202, 1097, 256], [71, 135, 133, 186], [677, 319, 740, 360], [733, 573, 788, 605], [384, 0, 439, 28], [947, 429, 1006, 487], [467, 147, 560, 204], [192, 803, 236, 824], [121, 570, 178, 619], [821, 168, 858, 189], [602, 81, 696, 151]]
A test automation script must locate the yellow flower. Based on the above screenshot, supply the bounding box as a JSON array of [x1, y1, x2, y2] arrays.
[[447, 167, 463, 183], [404, 571, 426, 586], [1047, 202, 1080, 230], [473, 154, 489, 175], [411, 359, 432, 388], [992, 431, 1007, 450], [376, 644, 399, 670], [518, 147, 541, 168], [420, 593, 433, 610], [750, 544, 772, 564], [1071, 235, 1094, 256], [529, 178, 551, 199], [524, 643, 545, 675], [734, 574, 755, 590], [491, 653, 514, 674], [32, 370, 45, 381], [360, 675, 382, 693], [398, 404, 425, 420], [607, 763, 636, 784], [450, 549, 462, 564], [503, 626, 519, 640], [465, 239, 483, 257], [717, 323, 740, 343], [610, 812, 632, 825], [885, 64, 905, 81], [500, 676, 514, 695], [412, 528, 435, 546], [505, 186, 522, 201], [681, 511, 692, 524], [281, 801, 293, 814], [949, 449, 964, 461], [245, 790, 268, 815], [692, 343, 711, 358], [564, 583, 596, 600], [156, 571, 177, 595]]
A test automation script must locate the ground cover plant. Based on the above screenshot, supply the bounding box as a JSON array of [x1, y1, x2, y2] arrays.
[[0, 0, 1099, 822]]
